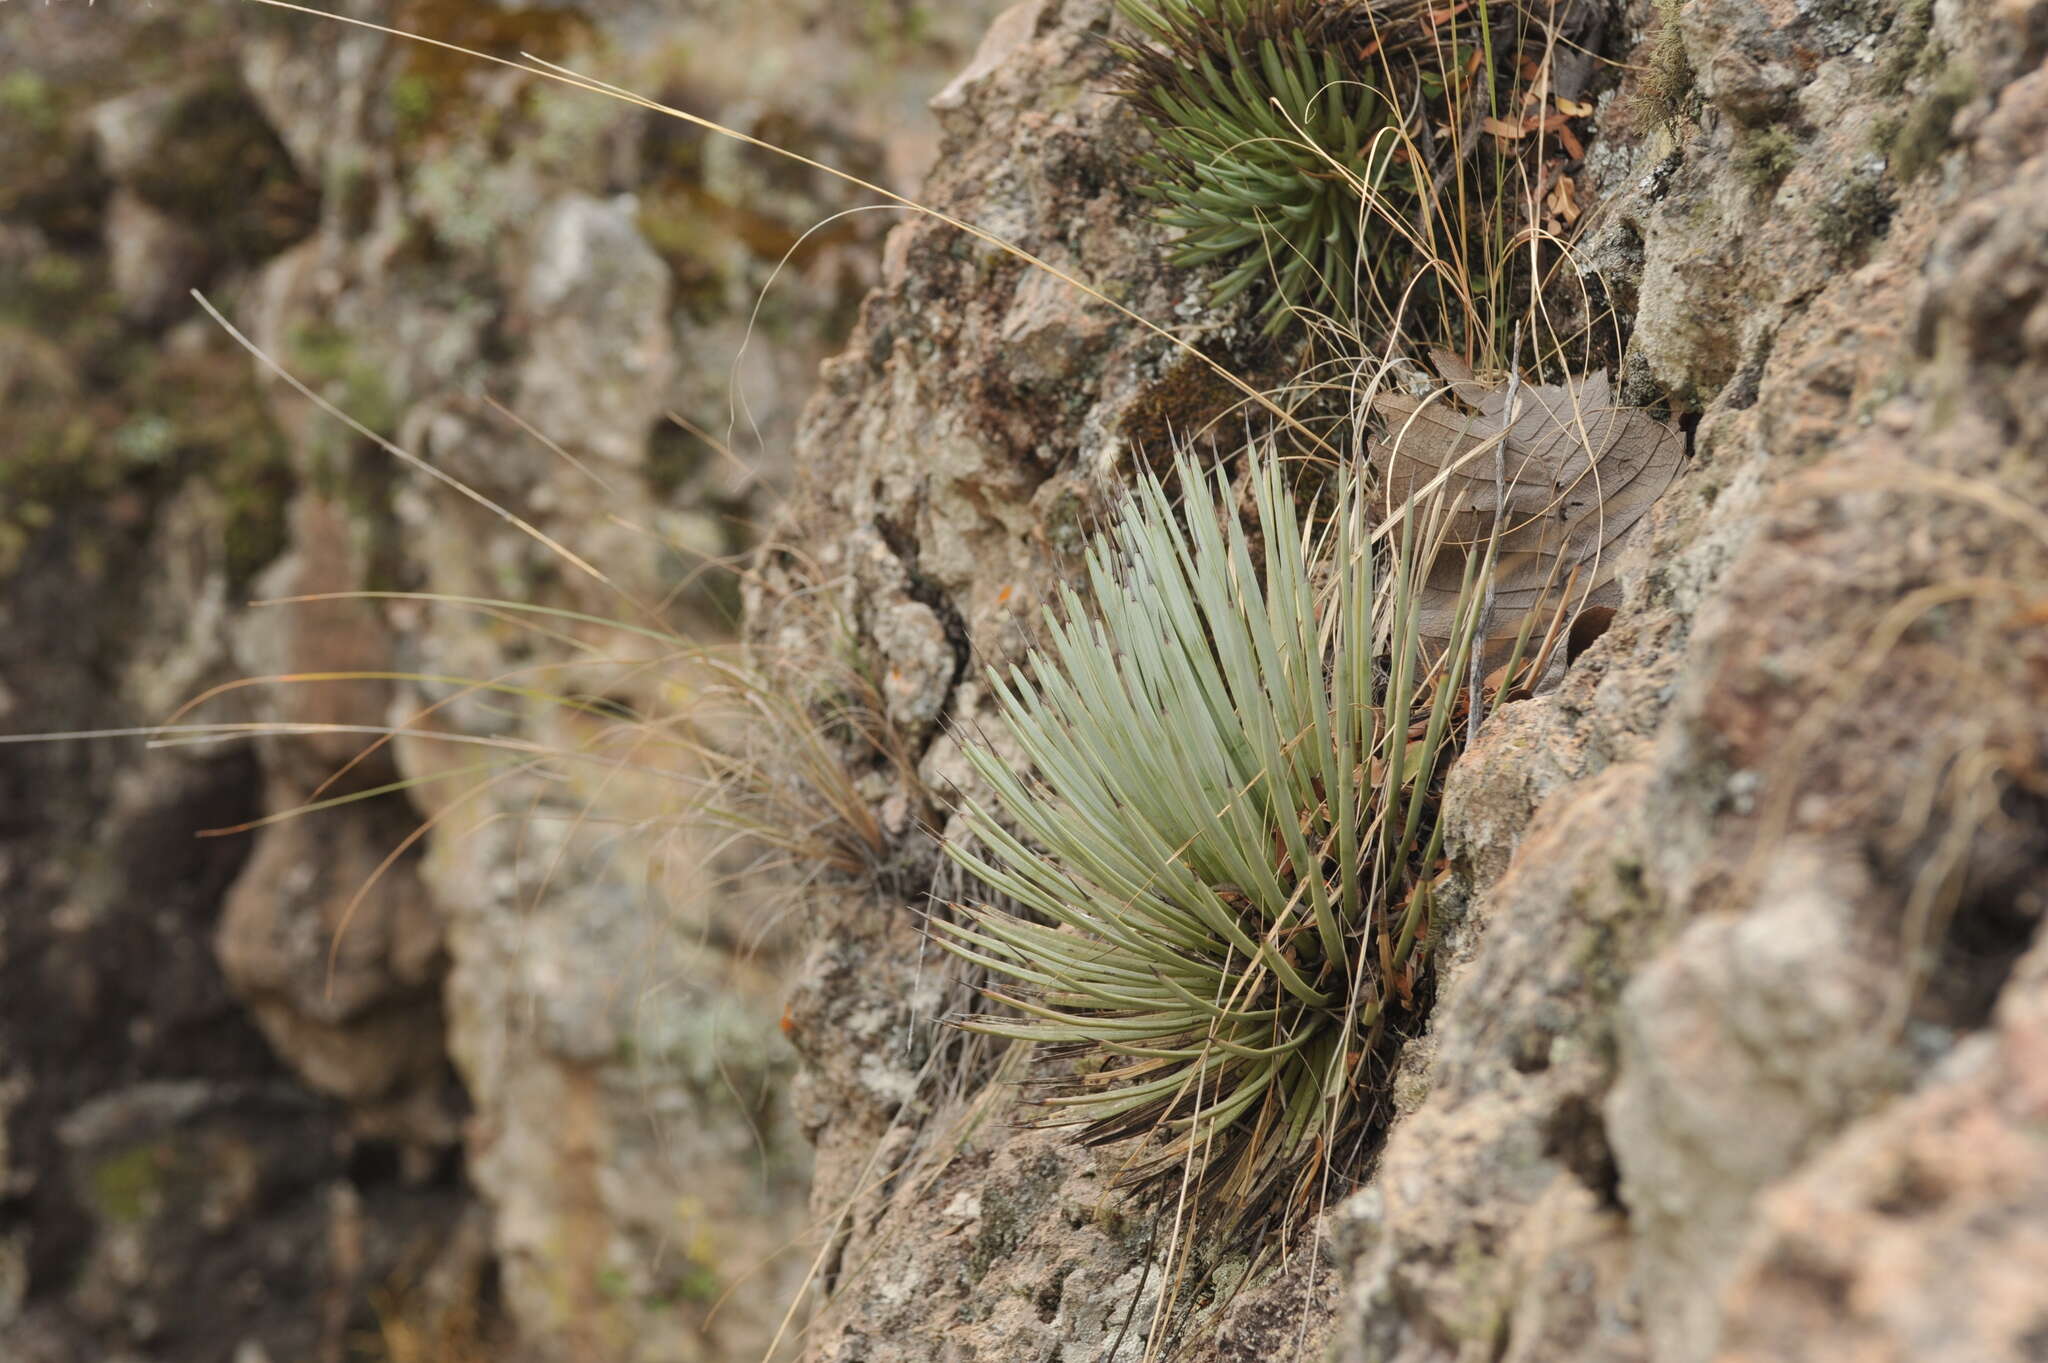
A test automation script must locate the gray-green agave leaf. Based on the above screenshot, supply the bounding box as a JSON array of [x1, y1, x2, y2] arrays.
[[936, 451, 1491, 1214]]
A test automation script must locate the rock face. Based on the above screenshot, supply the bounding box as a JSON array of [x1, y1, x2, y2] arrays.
[[749, 0, 2048, 1360]]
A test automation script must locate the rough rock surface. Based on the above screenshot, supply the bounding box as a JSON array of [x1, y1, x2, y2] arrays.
[[751, 0, 2048, 1360]]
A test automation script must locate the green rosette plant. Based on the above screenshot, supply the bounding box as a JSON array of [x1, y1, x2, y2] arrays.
[[1116, 0, 1584, 364], [934, 452, 1501, 1221], [1115, 0, 1414, 333]]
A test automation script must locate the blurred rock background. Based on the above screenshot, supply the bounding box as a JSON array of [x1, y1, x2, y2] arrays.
[[0, 3, 1001, 1360]]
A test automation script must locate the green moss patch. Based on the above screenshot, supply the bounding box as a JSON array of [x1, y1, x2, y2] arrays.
[[0, 253, 296, 586], [1888, 63, 1974, 181], [1637, 0, 1696, 124], [89, 1143, 170, 1224], [388, 0, 592, 138], [1734, 126, 1802, 192], [1814, 165, 1895, 258]]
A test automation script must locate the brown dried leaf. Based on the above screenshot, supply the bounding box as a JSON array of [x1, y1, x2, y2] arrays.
[[1547, 173, 1582, 224], [1368, 355, 1683, 655]]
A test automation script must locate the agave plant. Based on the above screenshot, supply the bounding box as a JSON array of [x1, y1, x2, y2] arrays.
[[1118, 0, 1587, 361], [1114, 0, 1416, 333], [935, 451, 1509, 1220]]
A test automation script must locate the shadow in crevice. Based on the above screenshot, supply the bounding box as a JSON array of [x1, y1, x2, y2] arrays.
[[1911, 790, 2048, 1036]]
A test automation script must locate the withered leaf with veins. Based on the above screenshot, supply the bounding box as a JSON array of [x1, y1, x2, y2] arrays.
[[1368, 351, 1684, 654]]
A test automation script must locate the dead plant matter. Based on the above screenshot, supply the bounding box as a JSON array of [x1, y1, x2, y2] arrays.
[[1369, 349, 1683, 655]]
